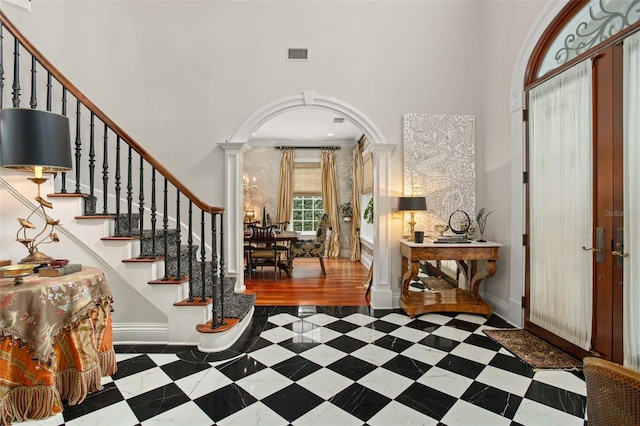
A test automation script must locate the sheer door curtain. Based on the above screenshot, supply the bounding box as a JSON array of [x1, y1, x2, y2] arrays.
[[623, 31, 640, 371], [529, 59, 593, 350]]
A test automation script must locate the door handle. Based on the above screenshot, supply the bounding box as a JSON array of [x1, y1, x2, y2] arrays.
[[584, 227, 605, 263], [614, 229, 628, 266], [612, 243, 629, 258]]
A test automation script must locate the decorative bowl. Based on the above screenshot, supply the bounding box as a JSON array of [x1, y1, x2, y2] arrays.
[[0, 264, 37, 285]]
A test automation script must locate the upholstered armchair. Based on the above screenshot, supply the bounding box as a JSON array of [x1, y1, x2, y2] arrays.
[[289, 213, 329, 275]]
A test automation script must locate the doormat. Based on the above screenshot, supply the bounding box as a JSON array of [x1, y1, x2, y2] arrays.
[[484, 329, 582, 371]]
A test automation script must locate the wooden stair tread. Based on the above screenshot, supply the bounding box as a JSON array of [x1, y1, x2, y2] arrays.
[[122, 256, 164, 263], [196, 318, 240, 333], [174, 297, 212, 306], [148, 276, 190, 284]]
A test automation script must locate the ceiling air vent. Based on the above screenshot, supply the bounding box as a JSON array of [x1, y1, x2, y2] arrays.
[[332, 117, 345, 124], [287, 47, 309, 62]]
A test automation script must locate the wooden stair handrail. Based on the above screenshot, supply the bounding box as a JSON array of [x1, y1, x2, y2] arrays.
[[0, 11, 224, 214]]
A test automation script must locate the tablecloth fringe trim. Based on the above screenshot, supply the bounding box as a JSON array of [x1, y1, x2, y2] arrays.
[[0, 384, 61, 426], [55, 365, 103, 406]]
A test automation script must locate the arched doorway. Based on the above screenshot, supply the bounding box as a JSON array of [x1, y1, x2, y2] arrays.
[[219, 91, 396, 310], [512, 0, 640, 365]]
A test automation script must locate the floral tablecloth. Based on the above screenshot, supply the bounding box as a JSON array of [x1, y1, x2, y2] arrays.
[[0, 266, 116, 425]]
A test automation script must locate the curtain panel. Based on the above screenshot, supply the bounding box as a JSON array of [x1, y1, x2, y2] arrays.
[[321, 149, 340, 258], [350, 139, 364, 261], [623, 31, 640, 371], [276, 149, 295, 225], [528, 59, 593, 350]]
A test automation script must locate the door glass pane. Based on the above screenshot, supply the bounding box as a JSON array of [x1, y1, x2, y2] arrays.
[[538, 0, 640, 77]]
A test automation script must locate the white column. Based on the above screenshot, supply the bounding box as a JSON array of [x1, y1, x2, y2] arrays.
[[219, 142, 251, 291], [370, 143, 396, 309]]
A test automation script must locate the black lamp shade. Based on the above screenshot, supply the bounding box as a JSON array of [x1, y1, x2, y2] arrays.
[[397, 196, 427, 211], [0, 108, 72, 173]]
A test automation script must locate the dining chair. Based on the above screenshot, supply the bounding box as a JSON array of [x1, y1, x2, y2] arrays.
[[246, 225, 281, 280], [289, 213, 329, 275]]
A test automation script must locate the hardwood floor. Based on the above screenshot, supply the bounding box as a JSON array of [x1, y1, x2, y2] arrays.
[[244, 257, 370, 306]]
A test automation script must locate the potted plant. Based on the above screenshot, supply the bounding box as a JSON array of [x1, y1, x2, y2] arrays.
[[364, 197, 374, 224], [340, 201, 353, 222]]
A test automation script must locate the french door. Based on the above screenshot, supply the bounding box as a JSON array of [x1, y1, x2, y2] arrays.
[[591, 43, 624, 363], [526, 40, 637, 364]]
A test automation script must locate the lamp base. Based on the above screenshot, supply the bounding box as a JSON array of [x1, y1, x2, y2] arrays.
[[19, 251, 53, 265]]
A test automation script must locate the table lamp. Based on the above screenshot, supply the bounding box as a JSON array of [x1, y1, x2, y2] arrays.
[[244, 209, 255, 223], [0, 108, 72, 264], [397, 196, 427, 241]]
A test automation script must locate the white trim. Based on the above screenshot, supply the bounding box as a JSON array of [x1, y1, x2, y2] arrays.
[[223, 91, 396, 308], [509, 0, 570, 327], [1, 0, 31, 12], [481, 291, 514, 327], [112, 322, 169, 344], [198, 307, 255, 353]]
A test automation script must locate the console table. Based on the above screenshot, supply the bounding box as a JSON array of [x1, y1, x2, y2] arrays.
[[0, 266, 116, 424], [400, 239, 501, 318]]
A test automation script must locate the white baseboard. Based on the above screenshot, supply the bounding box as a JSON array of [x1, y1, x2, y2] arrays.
[[481, 292, 517, 327], [112, 322, 170, 345]]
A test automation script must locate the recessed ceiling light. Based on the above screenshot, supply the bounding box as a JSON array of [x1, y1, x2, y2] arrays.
[[327, 133, 334, 137]]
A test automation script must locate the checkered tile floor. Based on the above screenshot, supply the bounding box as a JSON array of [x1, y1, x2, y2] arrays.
[[23, 306, 587, 426]]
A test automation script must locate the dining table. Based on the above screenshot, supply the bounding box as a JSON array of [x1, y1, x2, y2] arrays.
[[244, 230, 300, 276], [0, 266, 116, 425]]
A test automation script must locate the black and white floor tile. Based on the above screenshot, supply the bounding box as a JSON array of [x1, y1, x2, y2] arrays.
[[22, 306, 587, 426]]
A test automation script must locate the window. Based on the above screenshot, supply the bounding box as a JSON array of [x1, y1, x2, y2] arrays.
[[291, 195, 323, 231], [292, 162, 323, 232]]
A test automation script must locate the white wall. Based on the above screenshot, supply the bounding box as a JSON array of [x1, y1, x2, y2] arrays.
[[478, 0, 548, 313], [1, 0, 551, 319]]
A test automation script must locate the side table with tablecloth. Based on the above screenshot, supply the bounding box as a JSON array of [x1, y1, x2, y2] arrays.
[[0, 266, 116, 425]]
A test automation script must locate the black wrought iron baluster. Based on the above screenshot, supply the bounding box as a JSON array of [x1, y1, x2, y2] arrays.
[[162, 177, 169, 279], [200, 210, 206, 302], [88, 113, 95, 202], [126, 146, 133, 237], [150, 167, 157, 257], [114, 136, 121, 236], [137, 155, 145, 258], [219, 212, 226, 326], [11, 38, 20, 107], [102, 124, 109, 215], [46, 73, 52, 111], [74, 100, 82, 194], [0, 25, 5, 108], [59, 88, 68, 193], [175, 190, 182, 279], [29, 56, 36, 109], [211, 212, 219, 328], [187, 201, 194, 301]]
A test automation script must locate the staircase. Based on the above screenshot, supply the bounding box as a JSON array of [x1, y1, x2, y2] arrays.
[[46, 190, 256, 350], [0, 12, 255, 350]]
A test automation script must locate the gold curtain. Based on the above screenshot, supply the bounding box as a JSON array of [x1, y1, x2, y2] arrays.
[[276, 149, 295, 225], [321, 149, 340, 258], [350, 139, 364, 261]]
